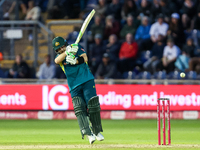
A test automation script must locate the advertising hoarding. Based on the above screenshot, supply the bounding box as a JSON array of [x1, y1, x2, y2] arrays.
[[0, 84, 200, 111]]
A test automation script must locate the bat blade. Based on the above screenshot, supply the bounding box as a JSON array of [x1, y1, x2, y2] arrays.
[[75, 9, 95, 44]]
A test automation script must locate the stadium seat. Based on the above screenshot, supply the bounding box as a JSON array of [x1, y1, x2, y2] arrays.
[[29, 67, 36, 78], [154, 71, 167, 79], [138, 50, 151, 64], [167, 71, 182, 80], [186, 71, 197, 80], [197, 74, 200, 80], [135, 51, 151, 71], [122, 71, 136, 79], [50, 24, 74, 38], [0, 68, 5, 78], [137, 71, 151, 79], [0, 60, 15, 68]]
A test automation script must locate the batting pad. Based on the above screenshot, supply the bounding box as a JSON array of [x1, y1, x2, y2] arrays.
[[72, 96, 92, 139], [88, 96, 103, 135]]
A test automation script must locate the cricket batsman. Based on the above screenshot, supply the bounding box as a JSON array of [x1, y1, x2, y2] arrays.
[[52, 36, 104, 144]]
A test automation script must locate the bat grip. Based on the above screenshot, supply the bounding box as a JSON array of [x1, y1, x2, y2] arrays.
[[71, 44, 78, 47], [66, 52, 75, 59]]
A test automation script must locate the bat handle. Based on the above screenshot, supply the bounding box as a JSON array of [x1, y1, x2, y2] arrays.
[[71, 44, 78, 47], [66, 52, 75, 59]]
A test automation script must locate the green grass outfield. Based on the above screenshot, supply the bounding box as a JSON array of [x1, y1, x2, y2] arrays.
[[0, 119, 200, 150]]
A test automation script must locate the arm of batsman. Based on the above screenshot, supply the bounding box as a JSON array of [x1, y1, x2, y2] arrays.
[[80, 53, 88, 62]]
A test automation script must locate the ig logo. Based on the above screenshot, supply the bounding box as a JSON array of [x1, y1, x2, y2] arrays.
[[42, 85, 69, 110]]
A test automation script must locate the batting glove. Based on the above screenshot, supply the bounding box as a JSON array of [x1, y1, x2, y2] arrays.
[[65, 45, 72, 55], [66, 53, 77, 65], [69, 44, 78, 53]]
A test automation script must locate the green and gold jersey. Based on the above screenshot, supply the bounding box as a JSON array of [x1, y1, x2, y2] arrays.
[[57, 44, 94, 91]]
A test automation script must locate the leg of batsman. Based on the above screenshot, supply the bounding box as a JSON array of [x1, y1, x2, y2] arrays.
[[72, 96, 92, 139], [88, 96, 103, 135]]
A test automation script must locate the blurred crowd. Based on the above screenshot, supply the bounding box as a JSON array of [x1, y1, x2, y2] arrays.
[[85, 0, 200, 79], [1, 0, 200, 80]]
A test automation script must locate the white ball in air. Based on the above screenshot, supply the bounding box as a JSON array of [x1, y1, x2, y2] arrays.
[[180, 72, 185, 78]]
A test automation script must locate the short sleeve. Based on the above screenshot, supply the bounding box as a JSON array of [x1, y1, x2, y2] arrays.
[[163, 46, 168, 57], [176, 46, 181, 56], [162, 24, 169, 36], [55, 54, 59, 58], [149, 24, 155, 36]]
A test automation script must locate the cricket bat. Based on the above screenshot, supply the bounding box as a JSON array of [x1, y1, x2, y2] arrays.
[[67, 9, 95, 58], [75, 9, 95, 44]]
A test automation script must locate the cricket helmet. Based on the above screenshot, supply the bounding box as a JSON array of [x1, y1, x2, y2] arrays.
[[52, 36, 68, 51]]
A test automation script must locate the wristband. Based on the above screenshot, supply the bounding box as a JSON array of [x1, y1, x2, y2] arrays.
[[77, 57, 84, 64]]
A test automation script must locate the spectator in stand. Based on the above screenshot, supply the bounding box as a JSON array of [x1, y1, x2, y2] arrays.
[[25, 1, 41, 21], [150, 0, 161, 23], [175, 37, 195, 72], [2, 0, 17, 20], [194, 44, 200, 57], [195, 0, 200, 6], [19, 0, 29, 19], [89, 34, 105, 74], [47, 0, 74, 19], [150, 13, 169, 46], [118, 33, 138, 73], [90, 15, 104, 41], [5, 54, 30, 78], [138, 14, 167, 51], [167, 13, 185, 48], [194, 6, 200, 30], [188, 38, 200, 74], [182, 37, 195, 57], [35, 0, 48, 13], [135, 16, 151, 49], [173, 0, 185, 10], [95, 0, 107, 19], [25, 0, 41, 41], [159, 0, 177, 23], [95, 53, 118, 79], [138, 0, 151, 19], [1, 0, 28, 20], [159, 38, 180, 73], [81, 0, 98, 11], [79, 1, 98, 19], [189, 57, 200, 74], [106, 0, 122, 21], [37, 54, 56, 79], [181, 0, 196, 30], [105, 34, 121, 61], [121, 0, 138, 21], [66, 30, 80, 45], [134, 0, 142, 9], [104, 15, 120, 40], [120, 15, 136, 39], [143, 34, 165, 74]]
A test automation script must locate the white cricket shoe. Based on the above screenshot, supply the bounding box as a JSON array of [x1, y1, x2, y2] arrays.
[[95, 133, 104, 141], [87, 134, 96, 144]]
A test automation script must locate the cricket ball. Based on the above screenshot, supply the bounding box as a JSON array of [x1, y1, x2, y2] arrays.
[[180, 72, 185, 78]]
